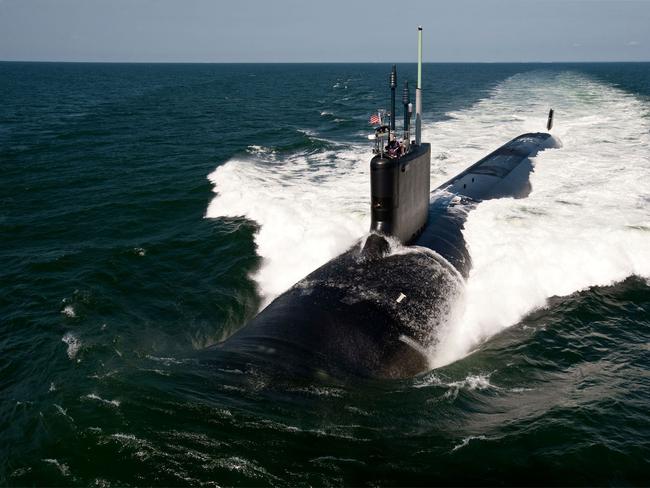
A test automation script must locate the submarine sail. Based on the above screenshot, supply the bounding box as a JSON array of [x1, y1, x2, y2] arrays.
[[368, 26, 431, 244]]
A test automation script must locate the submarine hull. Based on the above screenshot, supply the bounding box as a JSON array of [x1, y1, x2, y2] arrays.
[[218, 239, 462, 379], [210, 132, 559, 379]]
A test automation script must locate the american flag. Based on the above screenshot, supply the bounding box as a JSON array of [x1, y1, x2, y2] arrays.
[[369, 113, 381, 125]]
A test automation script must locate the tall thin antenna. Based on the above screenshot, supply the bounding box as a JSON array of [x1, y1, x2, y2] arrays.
[[390, 65, 397, 138], [415, 26, 423, 145]]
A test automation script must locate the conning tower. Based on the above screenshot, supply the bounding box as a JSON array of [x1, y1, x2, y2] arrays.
[[368, 26, 431, 244]]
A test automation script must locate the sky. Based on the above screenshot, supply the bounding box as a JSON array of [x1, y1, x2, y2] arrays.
[[0, 0, 648, 62]]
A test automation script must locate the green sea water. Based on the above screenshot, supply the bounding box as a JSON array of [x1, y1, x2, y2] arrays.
[[1, 62, 649, 486]]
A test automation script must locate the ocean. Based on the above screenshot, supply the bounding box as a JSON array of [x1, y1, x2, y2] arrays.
[[1, 61, 649, 486]]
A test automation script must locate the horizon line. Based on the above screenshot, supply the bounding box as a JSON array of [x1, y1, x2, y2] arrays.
[[1, 59, 650, 64]]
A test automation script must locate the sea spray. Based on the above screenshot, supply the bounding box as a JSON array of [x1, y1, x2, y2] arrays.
[[207, 149, 369, 308]]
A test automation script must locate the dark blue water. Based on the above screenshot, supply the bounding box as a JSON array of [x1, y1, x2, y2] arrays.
[[1, 62, 649, 486]]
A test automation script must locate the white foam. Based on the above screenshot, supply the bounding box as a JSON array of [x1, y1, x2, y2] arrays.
[[451, 435, 487, 452], [206, 70, 650, 367], [83, 393, 120, 408], [61, 332, 80, 360], [413, 372, 495, 394], [42, 459, 70, 477], [429, 71, 650, 367], [54, 404, 74, 422], [61, 305, 76, 318], [206, 148, 369, 307]]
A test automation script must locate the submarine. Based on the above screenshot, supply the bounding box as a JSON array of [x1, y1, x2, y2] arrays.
[[209, 27, 560, 379]]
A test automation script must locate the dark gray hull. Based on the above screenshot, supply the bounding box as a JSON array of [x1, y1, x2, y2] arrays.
[[210, 133, 559, 379]]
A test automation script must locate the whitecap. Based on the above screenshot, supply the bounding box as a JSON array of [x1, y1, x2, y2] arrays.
[[451, 435, 487, 452], [61, 332, 80, 360], [83, 393, 120, 408], [42, 459, 70, 477], [61, 305, 76, 318], [54, 404, 74, 422]]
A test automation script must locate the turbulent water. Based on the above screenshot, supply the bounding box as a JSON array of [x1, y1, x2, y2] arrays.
[[1, 62, 649, 486]]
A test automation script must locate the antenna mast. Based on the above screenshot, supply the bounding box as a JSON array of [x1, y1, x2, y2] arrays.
[[390, 65, 397, 141], [415, 26, 423, 145], [403, 80, 410, 151]]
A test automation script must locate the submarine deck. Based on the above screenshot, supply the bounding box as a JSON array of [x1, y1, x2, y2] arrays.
[[438, 132, 555, 201]]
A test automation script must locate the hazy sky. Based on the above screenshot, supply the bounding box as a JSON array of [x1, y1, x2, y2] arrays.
[[0, 0, 648, 62]]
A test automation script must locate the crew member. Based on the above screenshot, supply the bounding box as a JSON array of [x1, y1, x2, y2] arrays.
[[386, 136, 402, 158]]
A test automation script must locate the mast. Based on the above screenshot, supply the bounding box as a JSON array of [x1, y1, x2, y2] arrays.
[[403, 80, 411, 152], [415, 26, 423, 145], [390, 64, 397, 140]]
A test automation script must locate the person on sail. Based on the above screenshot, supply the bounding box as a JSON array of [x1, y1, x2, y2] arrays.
[[386, 135, 402, 158]]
